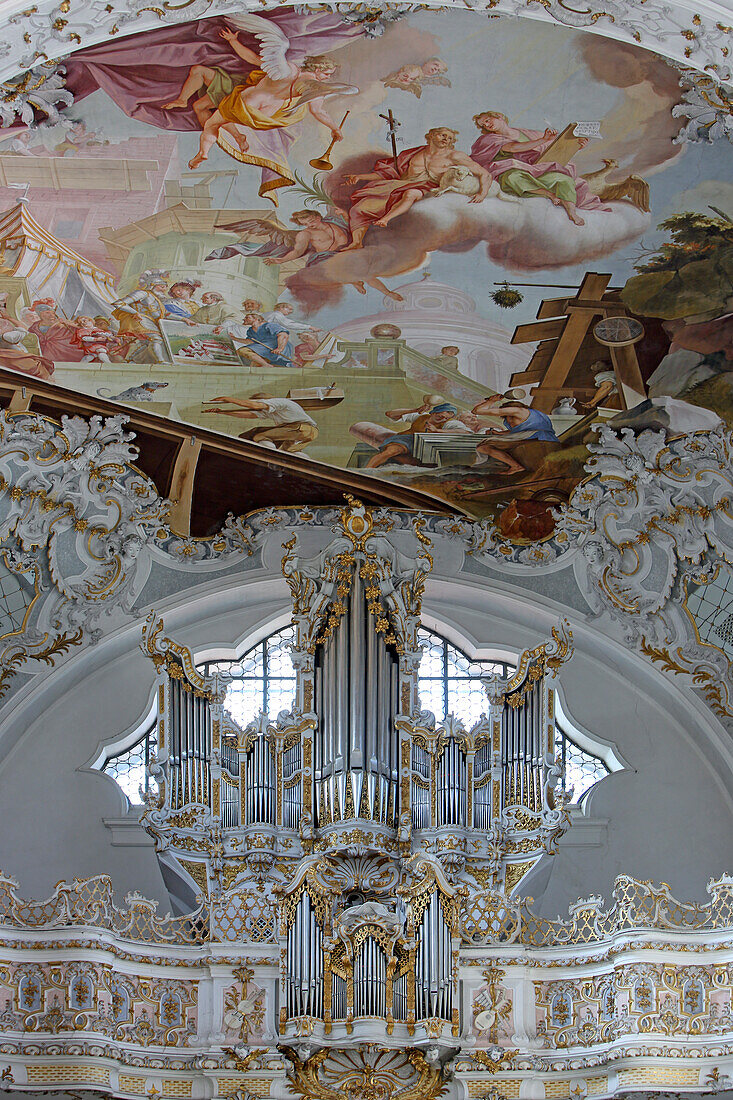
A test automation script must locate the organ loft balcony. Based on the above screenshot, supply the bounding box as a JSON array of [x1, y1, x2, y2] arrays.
[[139, 498, 574, 1050]]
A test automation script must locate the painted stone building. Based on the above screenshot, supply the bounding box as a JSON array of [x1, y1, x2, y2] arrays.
[[333, 276, 531, 391], [100, 205, 280, 306]]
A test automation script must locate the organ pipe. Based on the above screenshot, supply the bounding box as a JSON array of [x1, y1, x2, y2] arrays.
[[313, 571, 399, 827], [165, 677, 211, 809], [145, 533, 568, 1043]]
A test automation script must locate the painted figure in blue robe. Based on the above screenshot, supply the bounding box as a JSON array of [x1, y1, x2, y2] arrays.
[[220, 311, 295, 368], [472, 392, 559, 475]]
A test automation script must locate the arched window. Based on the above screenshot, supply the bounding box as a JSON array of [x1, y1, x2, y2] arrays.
[[99, 716, 156, 804], [415, 628, 613, 804], [416, 626, 512, 727], [199, 624, 297, 728], [96, 624, 615, 805]]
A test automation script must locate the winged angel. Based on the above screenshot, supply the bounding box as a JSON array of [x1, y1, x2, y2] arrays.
[[207, 209, 405, 300], [180, 14, 358, 202]]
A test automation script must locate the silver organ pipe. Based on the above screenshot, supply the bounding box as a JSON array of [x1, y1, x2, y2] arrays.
[[414, 891, 452, 1023], [169, 678, 179, 808], [185, 689, 192, 803], [332, 974, 347, 1020], [166, 677, 211, 808], [246, 733, 275, 825], [436, 738, 467, 827], [287, 891, 323, 1018], [473, 739, 493, 830], [314, 571, 399, 827], [326, 948, 397, 1023], [282, 739, 302, 831], [392, 972, 407, 1021], [220, 738, 240, 828], [501, 681, 543, 811], [410, 742, 431, 829], [353, 938, 386, 1018]]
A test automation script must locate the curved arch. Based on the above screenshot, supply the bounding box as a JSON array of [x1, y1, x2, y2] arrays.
[[0, 0, 729, 89], [0, 561, 729, 905]]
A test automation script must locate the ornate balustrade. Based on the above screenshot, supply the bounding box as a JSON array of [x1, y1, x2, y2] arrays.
[[0, 869, 731, 1099]]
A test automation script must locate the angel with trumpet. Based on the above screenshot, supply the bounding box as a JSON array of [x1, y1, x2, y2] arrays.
[[164, 14, 358, 203]]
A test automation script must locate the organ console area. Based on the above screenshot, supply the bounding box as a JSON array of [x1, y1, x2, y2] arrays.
[[141, 498, 573, 1047]]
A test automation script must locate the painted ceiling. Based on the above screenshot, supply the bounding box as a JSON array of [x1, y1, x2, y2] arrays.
[[0, 1, 730, 541]]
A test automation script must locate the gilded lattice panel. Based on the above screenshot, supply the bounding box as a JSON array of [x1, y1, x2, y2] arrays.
[[585, 1077, 608, 1095], [162, 1079, 192, 1096], [119, 1074, 147, 1093], [27, 1065, 110, 1084], [617, 1067, 699, 1087], [467, 1078, 520, 1097], [234, 1077, 271, 1096], [544, 1082, 575, 1098], [213, 892, 277, 942]]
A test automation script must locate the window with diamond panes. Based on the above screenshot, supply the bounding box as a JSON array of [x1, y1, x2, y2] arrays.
[[416, 627, 512, 727], [417, 627, 609, 801], [0, 556, 35, 636], [685, 564, 733, 658], [554, 723, 609, 802], [199, 625, 297, 728], [101, 719, 157, 804]]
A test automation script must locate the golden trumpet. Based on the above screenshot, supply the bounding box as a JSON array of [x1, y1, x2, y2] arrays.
[[309, 110, 350, 172]]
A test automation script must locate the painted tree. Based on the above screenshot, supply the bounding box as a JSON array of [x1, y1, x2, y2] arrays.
[[622, 211, 733, 320]]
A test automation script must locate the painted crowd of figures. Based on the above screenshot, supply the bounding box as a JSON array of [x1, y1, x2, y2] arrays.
[[0, 5, 728, 533]]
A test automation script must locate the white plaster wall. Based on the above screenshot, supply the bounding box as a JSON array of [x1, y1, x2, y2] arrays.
[[1, 548, 731, 917], [0, 572, 291, 907]]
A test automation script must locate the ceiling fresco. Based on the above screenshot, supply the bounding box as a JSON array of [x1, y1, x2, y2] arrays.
[[0, 5, 730, 539]]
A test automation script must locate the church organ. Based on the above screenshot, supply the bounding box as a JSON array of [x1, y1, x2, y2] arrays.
[[141, 499, 573, 1047]]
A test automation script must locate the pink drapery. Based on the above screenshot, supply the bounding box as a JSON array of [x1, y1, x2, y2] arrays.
[[64, 9, 363, 133]]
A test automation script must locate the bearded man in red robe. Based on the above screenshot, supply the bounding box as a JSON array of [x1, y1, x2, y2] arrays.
[[342, 126, 491, 250]]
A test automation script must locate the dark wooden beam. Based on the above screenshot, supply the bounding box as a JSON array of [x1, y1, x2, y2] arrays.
[[0, 369, 456, 533]]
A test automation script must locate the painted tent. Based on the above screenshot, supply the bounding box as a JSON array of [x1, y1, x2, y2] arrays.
[[0, 201, 117, 315]]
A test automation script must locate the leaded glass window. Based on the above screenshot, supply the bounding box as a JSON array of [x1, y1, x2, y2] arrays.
[[416, 627, 610, 803], [554, 723, 610, 802], [200, 625, 297, 729], [101, 719, 156, 804], [416, 627, 512, 728]]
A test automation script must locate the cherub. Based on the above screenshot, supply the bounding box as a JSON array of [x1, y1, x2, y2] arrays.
[[382, 57, 450, 98], [382, 63, 425, 98], [207, 209, 404, 300], [421, 57, 450, 81], [177, 13, 357, 196]]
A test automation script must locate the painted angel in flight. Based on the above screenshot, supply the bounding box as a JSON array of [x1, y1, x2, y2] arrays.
[[207, 210, 404, 301], [164, 13, 358, 203]]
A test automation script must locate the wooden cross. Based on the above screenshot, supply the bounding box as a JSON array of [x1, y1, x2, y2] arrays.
[[509, 271, 646, 413], [379, 109, 401, 169]]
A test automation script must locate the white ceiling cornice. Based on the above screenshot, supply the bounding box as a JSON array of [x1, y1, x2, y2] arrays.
[[0, 0, 730, 92]]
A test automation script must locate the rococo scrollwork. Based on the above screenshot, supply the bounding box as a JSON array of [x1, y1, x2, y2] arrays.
[[1, 495, 719, 1098], [1, 866, 733, 1097]]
